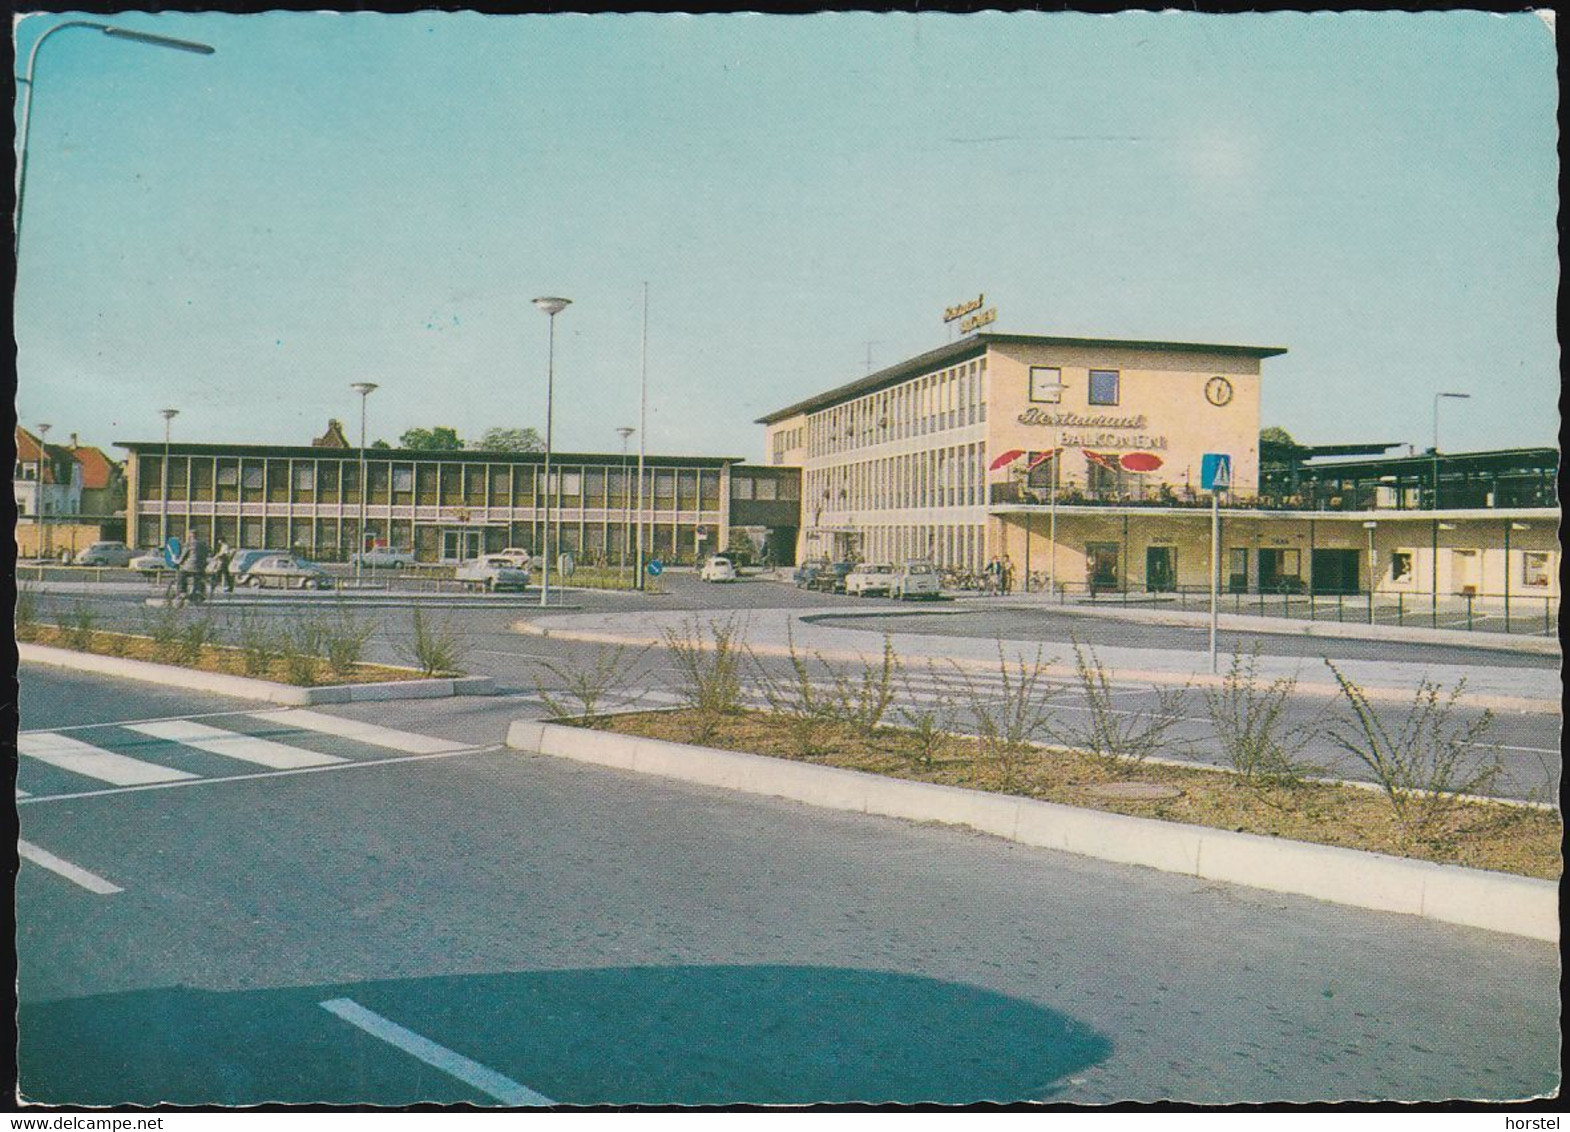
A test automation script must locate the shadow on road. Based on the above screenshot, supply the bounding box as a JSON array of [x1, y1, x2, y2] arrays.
[[20, 963, 1111, 1106]]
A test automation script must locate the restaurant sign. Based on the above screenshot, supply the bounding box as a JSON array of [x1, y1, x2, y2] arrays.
[[943, 293, 997, 334], [1016, 407, 1168, 451]]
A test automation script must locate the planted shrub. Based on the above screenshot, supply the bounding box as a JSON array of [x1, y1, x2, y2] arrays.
[[1048, 640, 1188, 773], [1204, 646, 1321, 793], [321, 607, 375, 677], [1324, 659, 1505, 840], [235, 611, 286, 677], [827, 636, 902, 739], [752, 623, 834, 759], [662, 616, 746, 743], [143, 605, 185, 664], [15, 585, 40, 641], [405, 607, 465, 677], [534, 644, 649, 728], [60, 602, 99, 652], [953, 643, 1059, 790], [896, 660, 961, 770], [177, 615, 218, 666]]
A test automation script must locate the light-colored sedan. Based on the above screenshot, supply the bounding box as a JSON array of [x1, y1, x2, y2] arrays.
[[455, 555, 531, 592], [889, 561, 942, 601], [844, 563, 896, 597], [241, 553, 335, 590], [495, 547, 534, 569], [76, 540, 136, 567], [699, 555, 738, 583], [129, 550, 171, 573], [350, 546, 417, 569]]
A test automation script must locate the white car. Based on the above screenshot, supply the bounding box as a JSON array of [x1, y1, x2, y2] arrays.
[[495, 547, 534, 569], [242, 554, 335, 590], [844, 562, 895, 597], [699, 555, 738, 583], [76, 541, 135, 567], [455, 555, 531, 592], [129, 550, 171, 573], [889, 561, 942, 601], [350, 547, 417, 569]]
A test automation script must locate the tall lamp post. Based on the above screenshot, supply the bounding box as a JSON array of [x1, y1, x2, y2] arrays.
[[16, 21, 215, 261], [36, 422, 52, 558], [1363, 520, 1378, 625], [616, 426, 635, 578], [1031, 373, 1068, 599], [158, 408, 179, 549], [533, 296, 571, 607], [350, 382, 378, 581]]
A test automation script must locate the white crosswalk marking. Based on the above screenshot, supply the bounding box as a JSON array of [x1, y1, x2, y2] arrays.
[[128, 720, 347, 770], [255, 709, 468, 754], [19, 732, 199, 786]]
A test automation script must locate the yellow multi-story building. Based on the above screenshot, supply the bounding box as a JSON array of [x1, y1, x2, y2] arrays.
[[760, 332, 1559, 613], [760, 331, 1281, 576]]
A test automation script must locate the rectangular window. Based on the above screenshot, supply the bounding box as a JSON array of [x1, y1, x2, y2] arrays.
[[242, 463, 264, 491], [733, 476, 754, 501], [1089, 369, 1120, 406], [1523, 551, 1552, 587], [1390, 551, 1414, 582], [217, 462, 239, 487], [1030, 366, 1064, 404], [392, 467, 414, 494], [294, 464, 316, 491]]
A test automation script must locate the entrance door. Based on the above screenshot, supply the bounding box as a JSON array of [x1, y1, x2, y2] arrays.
[[1086, 542, 1120, 594], [1227, 548, 1249, 594], [1311, 549, 1361, 595], [1145, 546, 1176, 592], [441, 529, 482, 562]]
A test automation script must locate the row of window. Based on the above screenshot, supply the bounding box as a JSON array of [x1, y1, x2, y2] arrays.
[[1388, 548, 1554, 588], [1028, 366, 1121, 407], [137, 455, 722, 512], [731, 473, 801, 502], [806, 443, 988, 514], [807, 358, 987, 458], [770, 426, 804, 460], [140, 513, 724, 566]]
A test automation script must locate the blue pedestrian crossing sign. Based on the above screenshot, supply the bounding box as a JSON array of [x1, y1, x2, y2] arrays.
[[1201, 453, 1232, 492], [646, 559, 664, 577], [163, 536, 182, 567]]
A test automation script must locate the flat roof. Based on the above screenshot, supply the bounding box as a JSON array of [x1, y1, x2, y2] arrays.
[[1300, 447, 1560, 476], [114, 441, 743, 467], [755, 332, 1288, 424]]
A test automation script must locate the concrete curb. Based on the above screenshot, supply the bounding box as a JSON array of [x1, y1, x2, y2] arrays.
[[18, 643, 495, 705], [943, 597, 1561, 656], [505, 720, 1559, 944], [508, 618, 1555, 713]]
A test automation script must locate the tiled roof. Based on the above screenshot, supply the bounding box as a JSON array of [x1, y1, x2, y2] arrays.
[[71, 445, 117, 490]]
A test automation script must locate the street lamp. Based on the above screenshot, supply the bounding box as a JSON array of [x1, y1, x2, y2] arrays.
[[1431, 392, 1470, 509], [15, 20, 215, 261], [616, 426, 635, 577], [350, 382, 379, 581], [1030, 374, 1069, 599], [533, 296, 571, 607], [158, 408, 179, 548], [36, 422, 52, 559]]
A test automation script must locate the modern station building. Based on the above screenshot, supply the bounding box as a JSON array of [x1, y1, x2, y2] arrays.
[[119, 422, 800, 568], [758, 330, 1559, 604]]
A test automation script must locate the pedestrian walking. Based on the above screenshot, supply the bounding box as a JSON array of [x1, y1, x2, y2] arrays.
[[176, 529, 210, 603], [210, 538, 236, 594], [1002, 554, 1015, 595]]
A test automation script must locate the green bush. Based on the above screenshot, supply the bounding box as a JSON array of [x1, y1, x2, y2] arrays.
[[826, 636, 902, 739], [534, 644, 649, 728], [954, 643, 1059, 790], [662, 616, 747, 743], [404, 607, 465, 677], [751, 623, 834, 759], [1047, 640, 1188, 773], [1204, 646, 1321, 793], [60, 602, 99, 652]]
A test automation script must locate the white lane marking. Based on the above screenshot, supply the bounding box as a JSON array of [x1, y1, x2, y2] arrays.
[[127, 720, 347, 770], [15, 745, 495, 805], [320, 998, 554, 1107], [253, 710, 467, 754], [16, 788, 30, 798], [18, 840, 122, 895], [18, 732, 199, 786]]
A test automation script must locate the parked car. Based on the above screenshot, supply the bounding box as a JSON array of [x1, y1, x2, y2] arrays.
[[455, 555, 531, 592], [718, 547, 752, 569], [495, 547, 534, 568], [809, 561, 856, 594], [75, 541, 135, 567], [889, 560, 942, 601], [699, 555, 738, 583], [844, 562, 896, 597], [129, 550, 171, 573], [350, 546, 417, 569], [228, 549, 272, 578], [241, 553, 335, 590], [793, 561, 825, 589]]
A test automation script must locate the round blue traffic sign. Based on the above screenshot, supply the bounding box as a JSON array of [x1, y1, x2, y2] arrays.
[[646, 559, 664, 577]]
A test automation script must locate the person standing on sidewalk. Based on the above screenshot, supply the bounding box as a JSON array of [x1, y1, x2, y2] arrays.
[[210, 539, 236, 594], [1002, 554, 1016, 595], [176, 529, 210, 603]]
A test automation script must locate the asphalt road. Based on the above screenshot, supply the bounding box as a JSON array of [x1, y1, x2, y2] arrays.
[[20, 572, 1562, 800], [16, 667, 1561, 1105]]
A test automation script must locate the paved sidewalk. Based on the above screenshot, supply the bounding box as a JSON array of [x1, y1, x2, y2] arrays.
[[515, 605, 1560, 711]]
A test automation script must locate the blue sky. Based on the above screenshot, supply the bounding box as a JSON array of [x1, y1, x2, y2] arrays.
[[14, 10, 1559, 461]]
